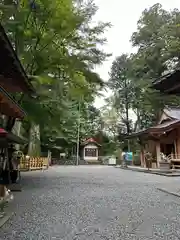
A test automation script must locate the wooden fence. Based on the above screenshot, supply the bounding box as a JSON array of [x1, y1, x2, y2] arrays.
[[19, 157, 49, 171]]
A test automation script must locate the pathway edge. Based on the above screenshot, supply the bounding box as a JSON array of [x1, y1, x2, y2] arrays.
[[157, 187, 180, 198]]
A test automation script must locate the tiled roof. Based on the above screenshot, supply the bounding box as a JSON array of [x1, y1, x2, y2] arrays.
[[150, 119, 180, 131], [126, 119, 180, 138], [151, 70, 180, 94], [81, 138, 101, 146], [164, 107, 180, 120], [127, 106, 180, 139], [0, 24, 34, 93]]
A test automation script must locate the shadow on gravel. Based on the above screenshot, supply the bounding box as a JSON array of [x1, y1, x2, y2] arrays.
[[20, 173, 67, 190]]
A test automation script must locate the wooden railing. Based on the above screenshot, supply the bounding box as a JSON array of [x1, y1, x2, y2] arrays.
[[19, 156, 49, 171], [169, 155, 180, 169]]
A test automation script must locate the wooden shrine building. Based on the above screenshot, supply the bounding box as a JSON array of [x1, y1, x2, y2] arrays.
[[0, 23, 34, 128], [129, 107, 180, 169], [80, 138, 101, 164], [0, 24, 34, 188], [126, 70, 180, 169]]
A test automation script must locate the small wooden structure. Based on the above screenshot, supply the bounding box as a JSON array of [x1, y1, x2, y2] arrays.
[[80, 138, 101, 164], [129, 107, 180, 169]]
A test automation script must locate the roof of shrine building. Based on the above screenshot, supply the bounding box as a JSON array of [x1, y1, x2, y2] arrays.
[[0, 24, 34, 94], [126, 106, 180, 139], [0, 86, 25, 119], [81, 138, 101, 147], [152, 70, 180, 94], [162, 106, 180, 120], [0, 128, 26, 144]]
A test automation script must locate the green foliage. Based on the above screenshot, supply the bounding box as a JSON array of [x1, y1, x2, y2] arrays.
[[94, 131, 116, 156], [108, 54, 135, 134], [108, 4, 180, 135], [0, 0, 111, 150], [130, 4, 180, 129]]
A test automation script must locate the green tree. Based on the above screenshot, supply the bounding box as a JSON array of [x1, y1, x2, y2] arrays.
[[0, 0, 111, 156], [108, 54, 135, 134], [129, 4, 180, 129]]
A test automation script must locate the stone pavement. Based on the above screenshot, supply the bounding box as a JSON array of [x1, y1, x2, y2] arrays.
[[1, 166, 180, 239]]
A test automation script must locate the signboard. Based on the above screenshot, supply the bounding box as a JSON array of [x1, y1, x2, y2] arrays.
[[125, 152, 133, 162], [85, 148, 97, 157], [108, 157, 116, 165]]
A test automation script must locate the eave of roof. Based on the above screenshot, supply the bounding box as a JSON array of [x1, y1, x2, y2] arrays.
[[81, 138, 101, 147], [126, 119, 180, 139], [0, 128, 26, 144], [163, 106, 180, 120], [0, 24, 34, 94], [0, 86, 26, 119], [7, 132, 27, 144], [151, 70, 180, 94]]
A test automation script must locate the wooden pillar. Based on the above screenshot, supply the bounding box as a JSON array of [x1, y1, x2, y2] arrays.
[[174, 140, 177, 158], [176, 128, 180, 157], [156, 141, 161, 168], [0, 185, 5, 198], [140, 148, 145, 167]]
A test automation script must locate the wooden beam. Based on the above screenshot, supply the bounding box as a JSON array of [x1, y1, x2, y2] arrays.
[[164, 82, 180, 93]]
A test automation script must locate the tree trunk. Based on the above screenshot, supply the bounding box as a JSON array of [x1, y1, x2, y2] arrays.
[[133, 109, 141, 132], [12, 120, 22, 150], [124, 79, 130, 152], [28, 122, 41, 157], [124, 79, 130, 134]]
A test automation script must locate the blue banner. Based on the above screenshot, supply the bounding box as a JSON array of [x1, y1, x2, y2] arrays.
[[125, 152, 133, 161]]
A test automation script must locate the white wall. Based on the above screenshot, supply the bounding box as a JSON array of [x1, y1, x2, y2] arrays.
[[83, 144, 98, 161]]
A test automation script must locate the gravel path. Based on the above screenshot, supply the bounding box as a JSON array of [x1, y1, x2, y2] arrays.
[[1, 166, 180, 239]]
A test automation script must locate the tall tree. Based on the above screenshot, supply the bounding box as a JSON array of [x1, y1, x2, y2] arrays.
[[108, 54, 134, 134], [0, 0, 111, 155], [129, 4, 180, 129]]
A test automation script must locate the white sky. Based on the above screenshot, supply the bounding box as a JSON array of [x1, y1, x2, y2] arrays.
[[94, 0, 180, 110]]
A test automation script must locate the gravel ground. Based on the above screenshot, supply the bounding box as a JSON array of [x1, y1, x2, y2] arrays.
[[0, 166, 180, 239]]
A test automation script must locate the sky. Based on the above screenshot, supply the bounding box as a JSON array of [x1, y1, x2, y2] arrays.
[[93, 0, 180, 110]]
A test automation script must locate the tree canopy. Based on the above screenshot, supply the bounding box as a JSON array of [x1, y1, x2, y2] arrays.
[[108, 3, 180, 139], [0, 0, 111, 154]]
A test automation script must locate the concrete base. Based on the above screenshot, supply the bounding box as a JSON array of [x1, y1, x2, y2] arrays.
[[159, 161, 170, 171]]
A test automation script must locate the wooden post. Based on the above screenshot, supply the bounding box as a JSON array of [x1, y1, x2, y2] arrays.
[[140, 148, 145, 167], [175, 128, 180, 158], [132, 153, 134, 166], [0, 185, 5, 198], [156, 141, 161, 168], [174, 140, 177, 159]]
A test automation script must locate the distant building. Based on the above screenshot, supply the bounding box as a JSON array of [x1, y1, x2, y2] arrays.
[[80, 138, 101, 164]]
